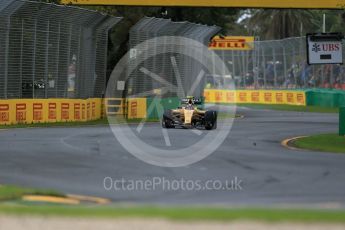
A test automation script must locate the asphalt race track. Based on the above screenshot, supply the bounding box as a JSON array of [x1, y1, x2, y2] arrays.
[[0, 107, 344, 207]]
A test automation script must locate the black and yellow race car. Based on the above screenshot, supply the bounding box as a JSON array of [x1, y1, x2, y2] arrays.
[[162, 97, 217, 130]]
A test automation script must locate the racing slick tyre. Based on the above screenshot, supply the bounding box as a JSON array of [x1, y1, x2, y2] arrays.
[[204, 110, 217, 130], [162, 110, 175, 129]]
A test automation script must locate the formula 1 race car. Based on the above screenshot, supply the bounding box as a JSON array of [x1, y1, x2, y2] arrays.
[[162, 97, 217, 130]]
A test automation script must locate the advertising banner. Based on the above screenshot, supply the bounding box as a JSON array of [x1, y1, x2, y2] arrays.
[[0, 98, 102, 125], [127, 98, 147, 119], [203, 89, 306, 106], [209, 36, 254, 50]]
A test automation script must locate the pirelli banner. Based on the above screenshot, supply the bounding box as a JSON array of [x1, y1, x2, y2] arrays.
[[127, 98, 147, 119], [0, 98, 102, 125], [204, 90, 306, 106], [209, 36, 254, 50]]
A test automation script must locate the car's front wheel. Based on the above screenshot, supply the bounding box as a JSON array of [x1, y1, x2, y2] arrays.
[[162, 110, 175, 129], [162, 119, 174, 128], [204, 110, 217, 130]]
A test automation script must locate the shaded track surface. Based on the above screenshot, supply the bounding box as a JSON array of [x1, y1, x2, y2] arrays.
[[0, 107, 344, 207]]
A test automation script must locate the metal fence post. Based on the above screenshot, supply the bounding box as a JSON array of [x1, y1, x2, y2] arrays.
[[66, 24, 72, 98], [221, 50, 224, 77], [211, 50, 216, 76], [4, 16, 11, 99], [321, 63, 325, 87], [262, 46, 266, 89], [231, 50, 235, 84], [55, 22, 61, 98], [282, 46, 287, 87], [44, 20, 50, 98], [242, 51, 246, 88], [272, 47, 277, 88], [103, 29, 109, 96], [252, 47, 260, 89], [330, 64, 334, 87], [32, 19, 37, 98], [339, 107, 345, 136], [292, 46, 297, 87], [76, 26, 82, 98], [19, 18, 24, 98]]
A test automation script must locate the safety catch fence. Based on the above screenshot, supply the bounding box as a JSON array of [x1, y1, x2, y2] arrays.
[[0, 0, 121, 99]]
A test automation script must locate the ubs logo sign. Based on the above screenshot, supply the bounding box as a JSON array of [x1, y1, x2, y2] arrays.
[[312, 43, 340, 53], [307, 33, 343, 65], [312, 43, 321, 53]]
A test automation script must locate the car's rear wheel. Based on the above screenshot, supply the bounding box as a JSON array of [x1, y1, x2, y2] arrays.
[[204, 110, 217, 130]]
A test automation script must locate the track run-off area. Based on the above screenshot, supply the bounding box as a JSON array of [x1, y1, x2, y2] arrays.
[[0, 107, 344, 207]]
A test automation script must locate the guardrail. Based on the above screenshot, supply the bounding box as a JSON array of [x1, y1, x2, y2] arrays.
[[104, 98, 147, 119], [104, 98, 126, 117]]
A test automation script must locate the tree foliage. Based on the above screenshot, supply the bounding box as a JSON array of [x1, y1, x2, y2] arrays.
[[243, 9, 345, 40], [165, 8, 239, 34], [316, 10, 345, 34], [246, 9, 318, 39]]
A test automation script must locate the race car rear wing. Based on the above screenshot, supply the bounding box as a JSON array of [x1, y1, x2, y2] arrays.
[[181, 97, 203, 105]]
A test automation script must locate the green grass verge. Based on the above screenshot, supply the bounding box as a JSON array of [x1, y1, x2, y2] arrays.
[[236, 104, 339, 113], [0, 205, 345, 223], [0, 186, 344, 222], [292, 134, 345, 153], [0, 185, 64, 201]]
